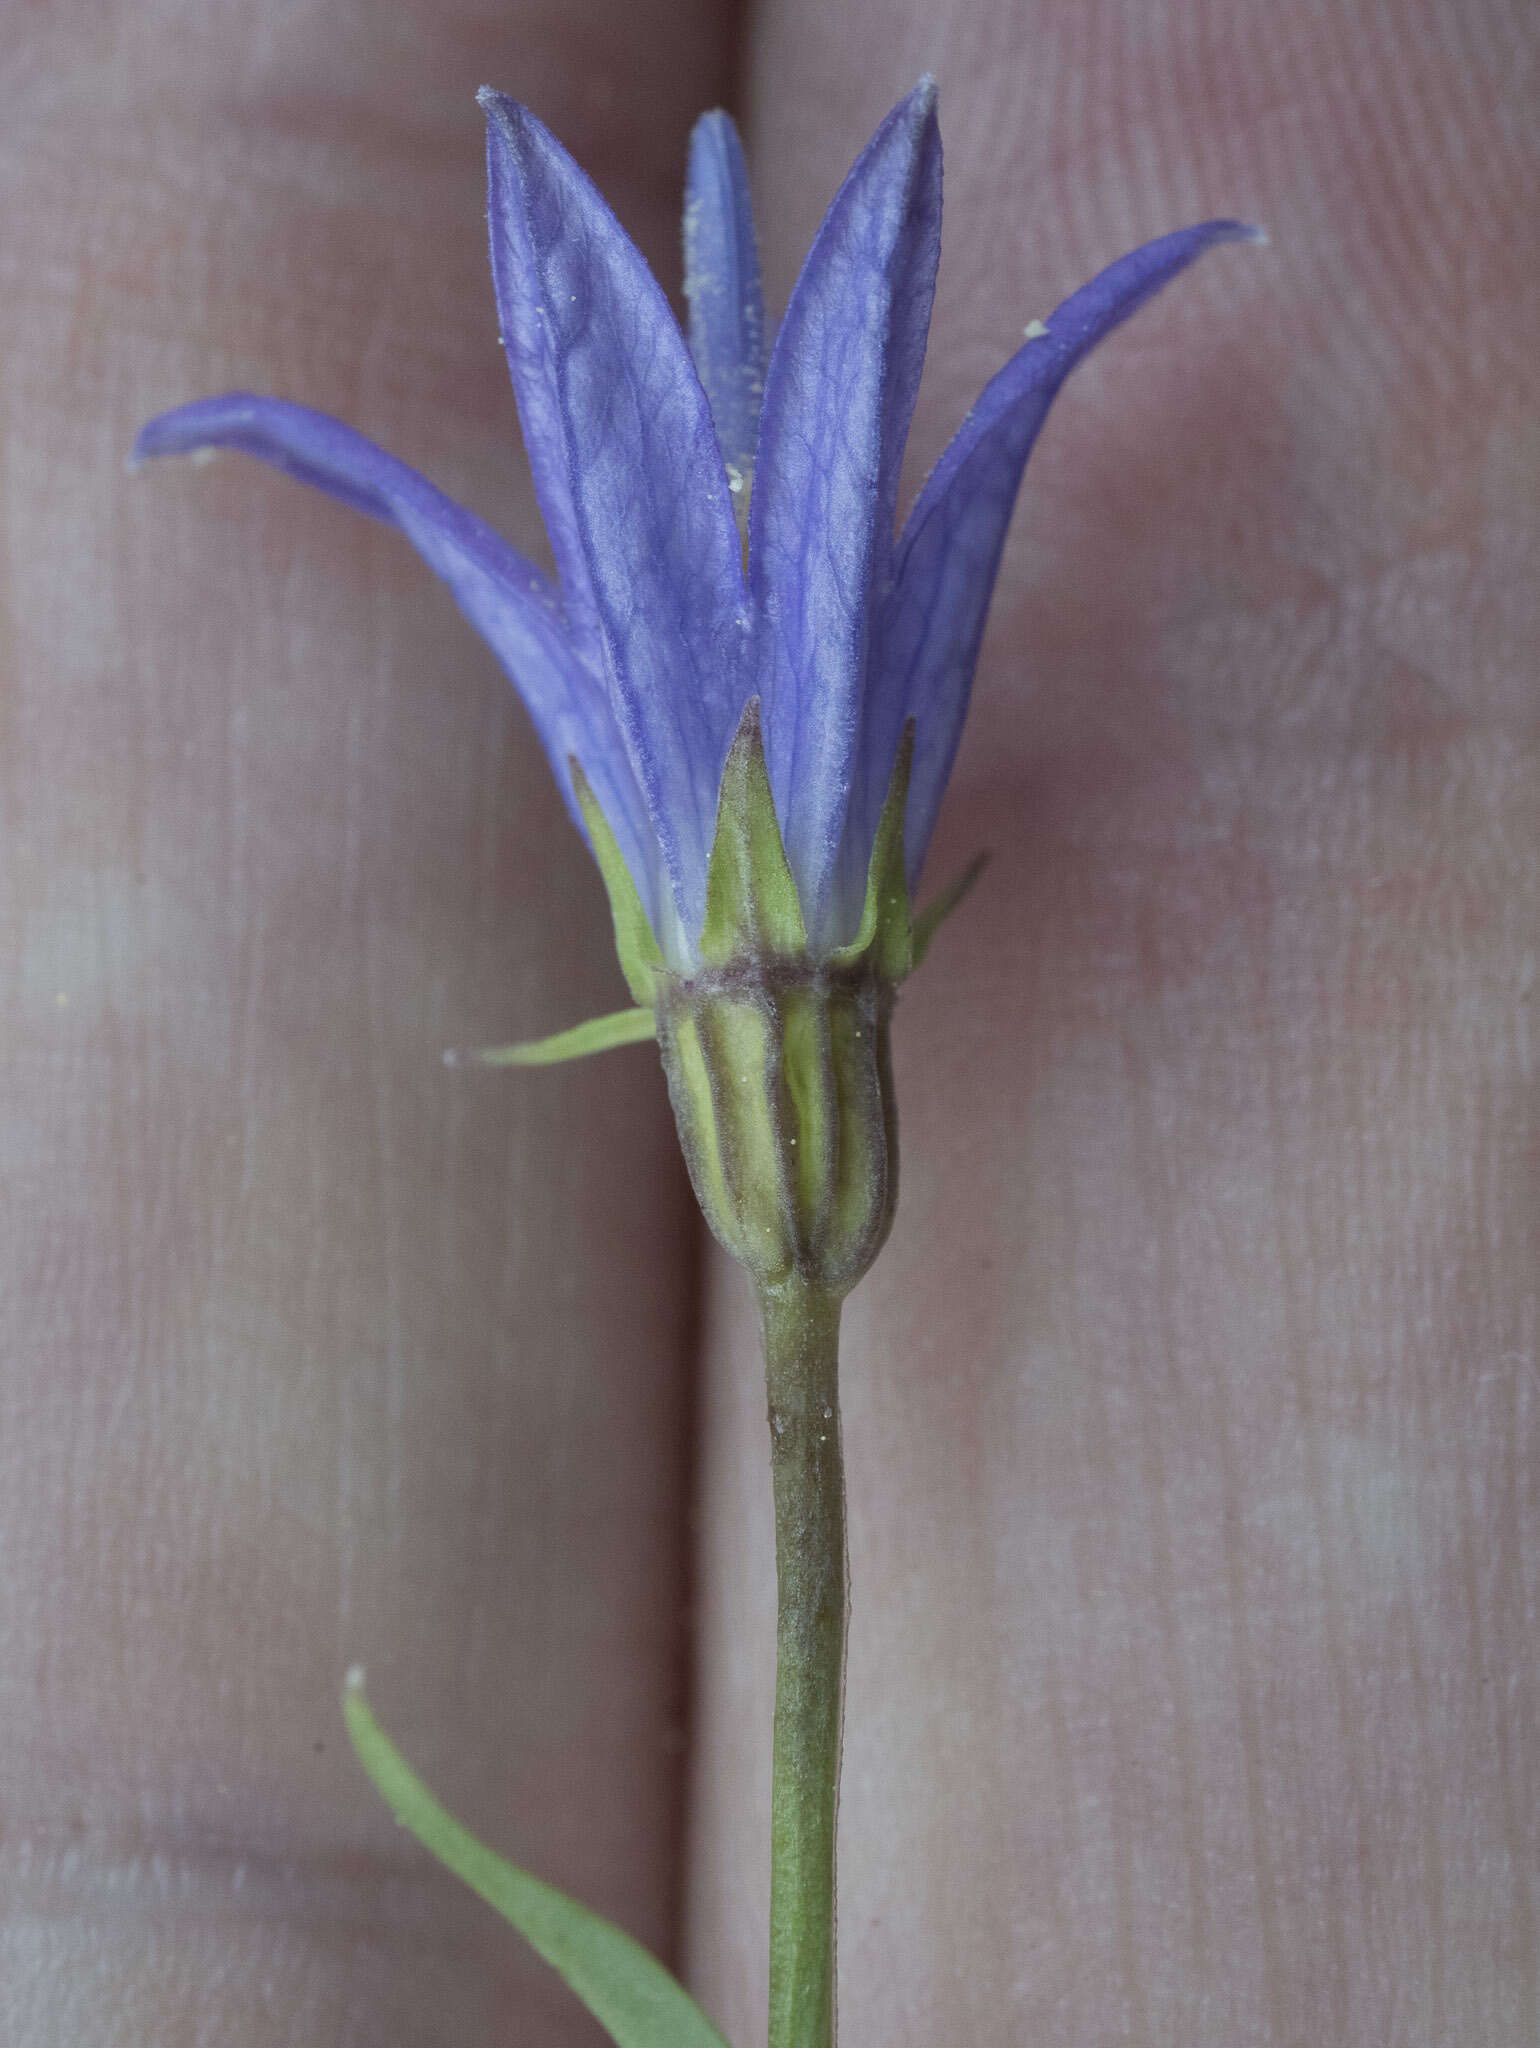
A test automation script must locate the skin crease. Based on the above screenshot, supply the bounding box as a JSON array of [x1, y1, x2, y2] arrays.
[[0, 5, 1534, 2048]]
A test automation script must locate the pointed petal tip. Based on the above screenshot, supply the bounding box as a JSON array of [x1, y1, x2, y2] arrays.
[[477, 87, 541, 154], [479, 91, 596, 203], [130, 415, 172, 464], [131, 403, 230, 465], [1186, 218, 1267, 251], [885, 75, 939, 138], [130, 415, 187, 466], [689, 106, 736, 141], [134, 392, 286, 465], [123, 426, 205, 474]]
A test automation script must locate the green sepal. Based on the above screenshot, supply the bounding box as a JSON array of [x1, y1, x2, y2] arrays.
[[343, 1671, 732, 2048], [831, 723, 914, 984], [699, 700, 808, 968], [912, 849, 990, 966], [693, 993, 794, 1272], [777, 985, 836, 1249], [446, 1007, 656, 1068], [659, 1005, 739, 1243], [571, 758, 666, 1007]]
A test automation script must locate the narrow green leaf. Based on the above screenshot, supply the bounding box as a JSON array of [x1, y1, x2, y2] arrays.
[[911, 849, 990, 966], [571, 759, 667, 1007], [446, 1007, 656, 1068], [343, 1672, 733, 2048], [699, 699, 807, 967]]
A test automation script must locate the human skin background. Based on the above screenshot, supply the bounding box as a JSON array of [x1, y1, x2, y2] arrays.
[[1, 1, 1536, 2045], [0, 3, 720, 2041]]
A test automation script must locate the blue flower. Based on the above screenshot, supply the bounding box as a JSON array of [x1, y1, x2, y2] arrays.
[[135, 82, 1258, 970]]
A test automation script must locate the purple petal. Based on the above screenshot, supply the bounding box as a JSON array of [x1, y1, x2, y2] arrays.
[[481, 90, 750, 942], [750, 79, 943, 943], [683, 110, 767, 484], [132, 394, 662, 925], [858, 218, 1264, 896]]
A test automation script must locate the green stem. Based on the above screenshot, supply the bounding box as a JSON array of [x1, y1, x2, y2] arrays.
[[760, 1274, 846, 2048]]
